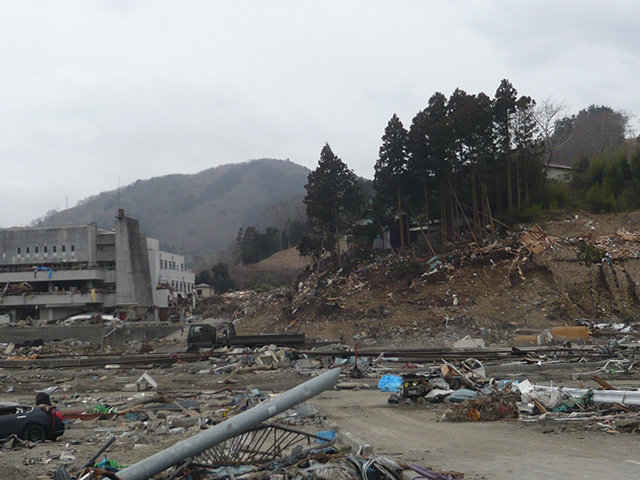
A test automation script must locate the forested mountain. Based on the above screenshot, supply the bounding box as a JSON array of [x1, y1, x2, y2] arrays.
[[38, 159, 310, 264]]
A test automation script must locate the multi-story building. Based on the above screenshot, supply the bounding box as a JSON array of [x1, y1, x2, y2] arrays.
[[147, 238, 195, 309], [0, 210, 194, 321]]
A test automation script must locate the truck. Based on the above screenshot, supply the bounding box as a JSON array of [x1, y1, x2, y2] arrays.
[[187, 321, 305, 351]]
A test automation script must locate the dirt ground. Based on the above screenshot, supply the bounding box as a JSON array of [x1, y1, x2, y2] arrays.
[[312, 389, 640, 480], [1, 359, 640, 480]]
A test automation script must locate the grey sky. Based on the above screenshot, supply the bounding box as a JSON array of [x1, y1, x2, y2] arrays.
[[2, 1, 639, 226]]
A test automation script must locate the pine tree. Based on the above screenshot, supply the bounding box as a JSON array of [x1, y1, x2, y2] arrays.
[[493, 79, 518, 213], [407, 92, 449, 240], [374, 114, 409, 251], [301, 144, 363, 266]]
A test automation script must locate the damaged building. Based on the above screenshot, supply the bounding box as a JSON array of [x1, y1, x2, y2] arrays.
[[0, 209, 194, 322]]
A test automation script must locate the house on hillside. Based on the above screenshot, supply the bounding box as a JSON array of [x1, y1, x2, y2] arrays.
[[0, 209, 194, 322], [547, 163, 573, 182], [195, 283, 215, 297]]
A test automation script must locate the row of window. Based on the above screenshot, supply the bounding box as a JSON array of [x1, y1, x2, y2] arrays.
[[17, 245, 75, 255], [171, 280, 193, 293], [160, 259, 184, 271]]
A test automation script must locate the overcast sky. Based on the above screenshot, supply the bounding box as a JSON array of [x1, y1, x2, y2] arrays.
[[2, 1, 639, 227]]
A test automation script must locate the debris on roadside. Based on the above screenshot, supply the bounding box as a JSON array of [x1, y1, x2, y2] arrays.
[[375, 353, 640, 435]]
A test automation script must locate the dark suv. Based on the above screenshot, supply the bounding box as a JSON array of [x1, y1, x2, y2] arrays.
[[0, 402, 65, 442]]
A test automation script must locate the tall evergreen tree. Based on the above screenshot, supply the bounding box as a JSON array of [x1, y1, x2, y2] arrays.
[[301, 144, 363, 266], [374, 114, 410, 251], [447, 90, 494, 238], [407, 92, 450, 238], [493, 79, 518, 213], [512, 95, 544, 212], [235, 227, 244, 264]]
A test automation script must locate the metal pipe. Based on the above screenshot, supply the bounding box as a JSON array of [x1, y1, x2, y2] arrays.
[[101, 327, 117, 346], [533, 385, 640, 406], [117, 367, 341, 480]]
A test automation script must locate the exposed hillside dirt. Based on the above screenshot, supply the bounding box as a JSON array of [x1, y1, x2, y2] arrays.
[[230, 254, 566, 347], [536, 211, 640, 320], [232, 247, 312, 288], [198, 212, 640, 347]]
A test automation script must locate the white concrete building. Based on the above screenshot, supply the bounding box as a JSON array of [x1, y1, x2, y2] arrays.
[[147, 238, 195, 308], [0, 210, 194, 321]]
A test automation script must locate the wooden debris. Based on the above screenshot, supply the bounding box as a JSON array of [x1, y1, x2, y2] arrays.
[[592, 375, 616, 390]]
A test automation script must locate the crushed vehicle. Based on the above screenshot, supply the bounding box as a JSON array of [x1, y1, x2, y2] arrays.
[[0, 402, 65, 442], [187, 320, 305, 351], [399, 373, 433, 399]]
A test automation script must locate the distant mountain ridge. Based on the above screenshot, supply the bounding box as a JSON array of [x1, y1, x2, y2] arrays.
[[39, 159, 311, 264]]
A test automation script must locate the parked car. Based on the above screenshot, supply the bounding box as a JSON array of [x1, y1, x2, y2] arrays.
[[0, 402, 65, 442]]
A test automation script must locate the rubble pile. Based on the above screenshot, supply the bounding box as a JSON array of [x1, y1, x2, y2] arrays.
[[49, 390, 463, 480], [0, 282, 33, 296], [1, 334, 639, 478], [218, 215, 640, 351], [444, 392, 519, 422], [380, 353, 640, 433], [0, 338, 113, 361], [166, 450, 465, 480]]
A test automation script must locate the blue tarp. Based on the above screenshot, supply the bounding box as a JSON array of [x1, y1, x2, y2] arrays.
[[377, 374, 403, 392]]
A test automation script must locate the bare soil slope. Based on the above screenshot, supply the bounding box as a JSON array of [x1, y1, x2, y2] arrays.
[[232, 248, 312, 288], [217, 212, 640, 346]]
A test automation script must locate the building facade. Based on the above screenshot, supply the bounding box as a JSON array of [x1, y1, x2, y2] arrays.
[[0, 210, 194, 321], [547, 163, 573, 182], [147, 238, 195, 309]]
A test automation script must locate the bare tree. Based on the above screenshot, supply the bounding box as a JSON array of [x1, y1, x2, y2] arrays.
[[532, 97, 571, 172], [260, 196, 307, 250], [551, 105, 630, 166]]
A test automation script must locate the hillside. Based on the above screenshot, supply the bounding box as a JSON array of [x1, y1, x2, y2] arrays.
[[205, 212, 640, 346], [39, 159, 310, 264], [231, 247, 312, 289]]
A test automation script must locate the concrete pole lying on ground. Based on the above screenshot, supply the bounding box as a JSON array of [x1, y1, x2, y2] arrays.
[[118, 367, 341, 480]]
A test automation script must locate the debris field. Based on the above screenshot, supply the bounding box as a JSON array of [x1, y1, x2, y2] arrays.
[[3, 213, 640, 478], [1, 319, 640, 479]]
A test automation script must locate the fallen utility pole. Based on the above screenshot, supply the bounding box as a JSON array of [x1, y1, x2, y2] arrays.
[[117, 367, 341, 480]]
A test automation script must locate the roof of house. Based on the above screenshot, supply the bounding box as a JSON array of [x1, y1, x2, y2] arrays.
[[548, 163, 573, 170]]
